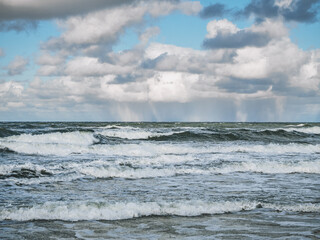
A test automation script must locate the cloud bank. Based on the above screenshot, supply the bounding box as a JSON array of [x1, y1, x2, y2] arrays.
[[0, 0, 319, 121]]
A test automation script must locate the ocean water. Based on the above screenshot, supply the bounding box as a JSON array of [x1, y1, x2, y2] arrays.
[[0, 122, 319, 239]]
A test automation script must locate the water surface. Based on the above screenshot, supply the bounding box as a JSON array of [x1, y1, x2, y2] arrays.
[[0, 122, 319, 239]]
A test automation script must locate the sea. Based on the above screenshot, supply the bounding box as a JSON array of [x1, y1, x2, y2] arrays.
[[0, 122, 319, 239]]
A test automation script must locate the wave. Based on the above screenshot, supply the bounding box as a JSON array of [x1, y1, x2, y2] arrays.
[[1, 133, 319, 156], [0, 131, 99, 156], [2, 159, 319, 185], [147, 128, 319, 143], [217, 143, 320, 154], [215, 160, 320, 174], [282, 126, 320, 134], [99, 127, 180, 140], [1, 200, 319, 221], [0, 147, 16, 154], [0, 168, 52, 179], [0, 163, 54, 179], [1, 126, 319, 154], [80, 160, 320, 179], [0, 127, 20, 138], [95, 125, 320, 142], [1, 131, 97, 145]]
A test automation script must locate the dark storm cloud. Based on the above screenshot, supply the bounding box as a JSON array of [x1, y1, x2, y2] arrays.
[[241, 0, 320, 23], [203, 30, 271, 49], [0, 0, 138, 21], [199, 3, 228, 18], [0, 0, 140, 31]]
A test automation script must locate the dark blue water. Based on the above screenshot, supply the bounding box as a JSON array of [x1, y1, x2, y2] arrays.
[[0, 122, 319, 239]]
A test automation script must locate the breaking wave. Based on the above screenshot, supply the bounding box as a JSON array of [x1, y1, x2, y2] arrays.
[[148, 128, 320, 143], [1, 158, 319, 185], [1, 200, 319, 221], [1, 131, 319, 156]]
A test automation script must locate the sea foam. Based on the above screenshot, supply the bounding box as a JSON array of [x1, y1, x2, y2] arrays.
[[1, 200, 319, 221]]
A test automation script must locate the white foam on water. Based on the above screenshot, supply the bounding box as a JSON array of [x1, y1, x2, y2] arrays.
[[0, 132, 207, 156], [120, 154, 197, 166], [0, 131, 98, 156], [63, 159, 320, 180], [216, 160, 320, 174], [99, 128, 178, 140], [0, 140, 320, 157], [0, 162, 45, 175], [1, 131, 96, 145], [111, 141, 313, 157], [217, 143, 320, 154], [1, 158, 318, 185], [262, 126, 320, 134], [85, 143, 208, 159], [285, 124, 305, 127], [97, 125, 207, 140], [2, 200, 319, 221], [279, 126, 320, 134], [264, 203, 320, 213], [291, 126, 320, 134], [80, 166, 178, 179], [230, 125, 320, 134], [0, 131, 319, 158], [0, 200, 257, 221], [0, 162, 83, 184]]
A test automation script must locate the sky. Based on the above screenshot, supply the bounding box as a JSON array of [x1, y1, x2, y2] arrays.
[[0, 0, 319, 122]]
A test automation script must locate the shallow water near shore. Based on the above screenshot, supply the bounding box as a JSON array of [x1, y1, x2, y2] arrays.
[[0, 122, 319, 239]]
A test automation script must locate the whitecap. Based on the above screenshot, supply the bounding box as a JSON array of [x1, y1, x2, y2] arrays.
[[2, 200, 319, 221]]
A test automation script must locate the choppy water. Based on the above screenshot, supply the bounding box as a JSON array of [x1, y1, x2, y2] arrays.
[[0, 122, 319, 239]]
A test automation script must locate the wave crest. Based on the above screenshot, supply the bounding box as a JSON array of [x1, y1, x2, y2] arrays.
[[2, 200, 319, 221]]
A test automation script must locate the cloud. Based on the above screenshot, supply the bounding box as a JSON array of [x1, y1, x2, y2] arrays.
[[6, 56, 28, 75], [241, 0, 320, 23], [0, 0, 201, 32], [203, 30, 271, 49], [0, 0, 138, 21], [138, 27, 160, 46], [36, 52, 65, 65], [2, 33, 319, 121], [205, 19, 238, 38], [35, 52, 66, 76], [0, 0, 139, 32], [203, 19, 287, 49], [0, 81, 24, 111], [142, 42, 236, 76], [65, 56, 134, 76], [199, 3, 228, 18], [1, 1, 319, 121], [44, 1, 201, 49]]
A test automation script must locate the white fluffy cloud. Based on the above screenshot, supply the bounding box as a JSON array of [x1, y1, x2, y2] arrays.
[[45, 1, 201, 48], [0, 81, 24, 110], [206, 19, 238, 38], [204, 19, 288, 49]]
